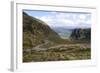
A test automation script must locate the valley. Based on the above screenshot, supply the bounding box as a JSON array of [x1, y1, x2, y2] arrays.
[[23, 12, 91, 62]]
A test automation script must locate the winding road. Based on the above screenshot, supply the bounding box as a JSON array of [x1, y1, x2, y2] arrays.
[[32, 40, 90, 51], [32, 40, 50, 51]]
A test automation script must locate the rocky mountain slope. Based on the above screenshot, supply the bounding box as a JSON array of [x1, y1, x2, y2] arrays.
[[23, 12, 61, 50], [70, 28, 91, 42]]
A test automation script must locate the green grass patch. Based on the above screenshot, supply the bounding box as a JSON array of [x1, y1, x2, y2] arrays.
[[23, 47, 91, 62]]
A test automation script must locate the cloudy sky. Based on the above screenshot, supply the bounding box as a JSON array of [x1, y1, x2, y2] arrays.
[[24, 10, 91, 29]]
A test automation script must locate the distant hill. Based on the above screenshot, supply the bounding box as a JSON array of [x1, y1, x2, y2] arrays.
[[23, 12, 61, 49], [70, 28, 91, 42]]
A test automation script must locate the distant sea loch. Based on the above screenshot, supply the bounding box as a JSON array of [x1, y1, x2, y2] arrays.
[[51, 27, 73, 39]]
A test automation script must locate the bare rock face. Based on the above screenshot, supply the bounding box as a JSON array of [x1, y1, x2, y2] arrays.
[[70, 28, 91, 42]]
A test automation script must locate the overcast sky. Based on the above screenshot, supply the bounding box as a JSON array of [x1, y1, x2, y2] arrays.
[[24, 10, 91, 29]]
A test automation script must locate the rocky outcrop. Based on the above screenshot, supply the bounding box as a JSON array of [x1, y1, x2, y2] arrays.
[[70, 29, 91, 41]]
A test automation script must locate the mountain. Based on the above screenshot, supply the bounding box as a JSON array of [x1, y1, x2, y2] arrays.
[[70, 28, 91, 42], [23, 12, 61, 50]]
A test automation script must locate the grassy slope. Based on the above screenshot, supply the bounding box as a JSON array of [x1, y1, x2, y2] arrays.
[[23, 47, 90, 62], [23, 12, 61, 50]]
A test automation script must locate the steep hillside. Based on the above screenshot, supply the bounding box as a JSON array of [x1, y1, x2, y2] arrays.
[[23, 12, 61, 50], [70, 28, 91, 42]]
